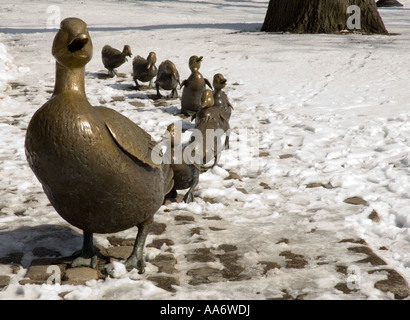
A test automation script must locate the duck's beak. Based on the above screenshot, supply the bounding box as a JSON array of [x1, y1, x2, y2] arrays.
[[67, 33, 89, 53], [197, 56, 203, 62]]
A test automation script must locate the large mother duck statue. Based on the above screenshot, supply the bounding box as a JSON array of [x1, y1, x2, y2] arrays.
[[25, 18, 173, 274]]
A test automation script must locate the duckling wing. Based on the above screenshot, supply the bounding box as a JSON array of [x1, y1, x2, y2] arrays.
[[96, 107, 161, 168]]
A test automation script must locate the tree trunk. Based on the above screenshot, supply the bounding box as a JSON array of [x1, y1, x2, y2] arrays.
[[261, 0, 388, 34]]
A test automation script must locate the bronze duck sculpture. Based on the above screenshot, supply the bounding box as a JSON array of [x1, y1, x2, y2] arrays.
[[101, 44, 132, 77], [164, 123, 200, 203], [192, 89, 229, 167], [155, 60, 180, 98], [132, 51, 157, 90], [180, 55, 212, 116], [25, 18, 173, 273], [212, 73, 233, 123]]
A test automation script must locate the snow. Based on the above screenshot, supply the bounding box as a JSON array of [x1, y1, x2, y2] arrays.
[[0, 0, 410, 300]]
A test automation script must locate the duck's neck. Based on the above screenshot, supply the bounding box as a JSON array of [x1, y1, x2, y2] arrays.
[[53, 62, 86, 96]]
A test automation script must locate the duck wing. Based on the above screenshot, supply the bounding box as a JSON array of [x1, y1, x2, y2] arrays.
[[96, 107, 161, 168]]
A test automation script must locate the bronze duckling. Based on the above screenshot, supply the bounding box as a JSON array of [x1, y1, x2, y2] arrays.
[[180, 55, 212, 116], [212, 73, 233, 122], [101, 44, 132, 77], [164, 123, 200, 203], [192, 89, 229, 167], [155, 60, 180, 99], [25, 18, 173, 274], [132, 51, 157, 90]]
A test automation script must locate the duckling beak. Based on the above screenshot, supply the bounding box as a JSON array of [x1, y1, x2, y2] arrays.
[[67, 33, 89, 53], [197, 56, 203, 62]]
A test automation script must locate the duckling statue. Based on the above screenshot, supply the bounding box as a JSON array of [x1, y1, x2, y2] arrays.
[[180, 55, 212, 116], [25, 18, 173, 274], [101, 44, 132, 77], [132, 51, 157, 90], [212, 73, 233, 123], [192, 89, 229, 167], [155, 60, 180, 99], [163, 123, 200, 203]]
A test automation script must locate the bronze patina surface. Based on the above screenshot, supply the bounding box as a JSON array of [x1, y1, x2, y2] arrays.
[[164, 123, 200, 203], [155, 60, 180, 98], [212, 73, 233, 122], [101, 44, 132, 77], [180, 55, 212, 116], [25, 17, 173, 273], [192, 89, 230, 167], [133, 51, 158, 90]]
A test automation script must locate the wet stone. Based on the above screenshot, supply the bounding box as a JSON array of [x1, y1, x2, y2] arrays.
[[209, 226, 225, 231], [306, 182, 323, 189], [258, 261, 281, 275], [339, 238, 367, 245], [0, 275, 10, 288], [147, 238, 174, 250], [259, 182, 271, 190], [368, 210, 380, 223], [369, 269, 409, 300], [62, 267, 98, 285], [268, 289, 307, 300], [344, 197, 367, 205], [259, 151, 270, 157], [348, 246, 387, 266], [22, 263, 65, 284], [107, 236, 135, 247], [189, 227, 203, 237], [279, 154, 293, 159], [150, 222, 167, 235], [217, 244, 237, 253], [203, 215, 222, 221], [128, 100, 146, 108], [279, 251, 308, 269], [187, 267, 223, 285], [225, 170, 241, 181], [150, 254, 177, 274], [175, 215, 195, 223], [276, 238, 289, 245], [186, 248, 216, 263], [148, 275, 180, 293], [110, 95, 125, 102], [334, 282, 359, 294], [105, 246, 133, 260]]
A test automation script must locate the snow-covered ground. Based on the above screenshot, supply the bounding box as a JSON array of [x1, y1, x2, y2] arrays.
[[0, 0, 409, 300]]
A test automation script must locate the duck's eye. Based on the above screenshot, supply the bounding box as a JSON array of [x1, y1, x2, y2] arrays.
[[68, 37, 89, 52]]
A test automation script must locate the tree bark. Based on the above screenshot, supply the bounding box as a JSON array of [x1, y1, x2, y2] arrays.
[[261, 0, 389, 34]]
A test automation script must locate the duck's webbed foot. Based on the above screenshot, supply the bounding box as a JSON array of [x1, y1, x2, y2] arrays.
[[183, 178, 199, 203], [155, 86, 163, 99], [108, 69, 117, 77], [71, 231, 98, 268], [170, 88, 178, 98], [134, 79, 141, 90], [122, 217, 153, 274]]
